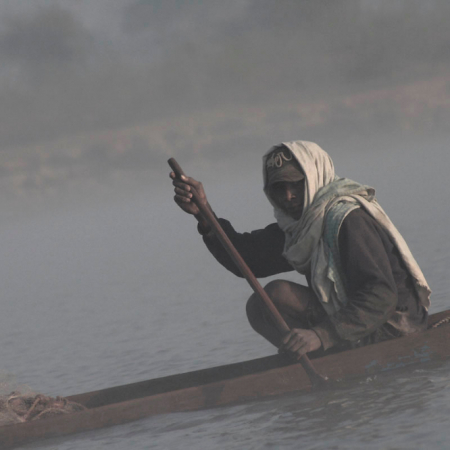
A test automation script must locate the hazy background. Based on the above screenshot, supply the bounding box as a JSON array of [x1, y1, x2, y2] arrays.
[[0, 2, 449, 448], [0, 0, 449, 392], [0, 0, 448, 214]]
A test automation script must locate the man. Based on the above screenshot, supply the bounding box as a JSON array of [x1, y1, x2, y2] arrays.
[[170, 141, 430, 361]]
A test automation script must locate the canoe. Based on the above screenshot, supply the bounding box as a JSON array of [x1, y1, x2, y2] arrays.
[[1, 309, 449, 449]]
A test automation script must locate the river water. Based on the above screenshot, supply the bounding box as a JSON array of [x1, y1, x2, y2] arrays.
[[0, 142, 449, 449]]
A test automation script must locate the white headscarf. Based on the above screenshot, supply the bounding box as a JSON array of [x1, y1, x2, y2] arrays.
[[263, 140, 431, 313]]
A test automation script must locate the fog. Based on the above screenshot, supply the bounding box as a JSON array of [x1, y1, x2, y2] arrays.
[[0, 0, 448, 304], [0, 1, 446, 212]]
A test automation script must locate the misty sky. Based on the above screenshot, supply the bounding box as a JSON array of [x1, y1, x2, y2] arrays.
[[0, 0, 448, 208]]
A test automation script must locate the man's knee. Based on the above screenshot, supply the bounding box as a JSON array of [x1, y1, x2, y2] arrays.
[[245, 280, 320, 345], [264, 279, 295, 308], [246, 280, 287, 317], [246, 279, 314, 325], [245, 279, 293, 326]]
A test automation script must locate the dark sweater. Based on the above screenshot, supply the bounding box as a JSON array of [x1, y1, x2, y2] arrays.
[[200, 208, 426, 350]]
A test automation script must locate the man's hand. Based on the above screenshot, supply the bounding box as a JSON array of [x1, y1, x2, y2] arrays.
[[279, 328, 322, 360], [170, 172, 209, 216]]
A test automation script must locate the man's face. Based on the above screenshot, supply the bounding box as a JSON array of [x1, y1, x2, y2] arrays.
[[269, 180, 305, 220]]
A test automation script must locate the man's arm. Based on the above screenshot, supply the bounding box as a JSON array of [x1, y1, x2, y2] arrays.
[[201, 219, 294, 278], [170, 170, 293, 278], [313, 209, 399, 350]]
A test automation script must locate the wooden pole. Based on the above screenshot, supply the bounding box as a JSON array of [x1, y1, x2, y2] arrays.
[[168, 158, 327, 386]]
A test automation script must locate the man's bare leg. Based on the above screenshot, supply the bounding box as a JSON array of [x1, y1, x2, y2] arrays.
[[246, 279, 319, 347]]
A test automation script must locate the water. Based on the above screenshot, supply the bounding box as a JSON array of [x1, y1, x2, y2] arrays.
[[0, 155, 449, 449]]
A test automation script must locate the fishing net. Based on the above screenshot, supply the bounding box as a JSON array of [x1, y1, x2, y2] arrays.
[[0, 375, 85, 426], [0, 391, 86, 425]]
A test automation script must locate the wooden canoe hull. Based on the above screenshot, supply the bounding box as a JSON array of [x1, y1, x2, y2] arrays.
[[1, 310, 449, 449]]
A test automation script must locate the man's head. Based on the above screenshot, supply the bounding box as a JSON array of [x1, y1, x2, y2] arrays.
[[264, 141, 336, 224], [265, 146, 305, 220]]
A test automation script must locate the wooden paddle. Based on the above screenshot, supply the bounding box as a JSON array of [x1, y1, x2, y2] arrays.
[[168, 158, 327, 386]]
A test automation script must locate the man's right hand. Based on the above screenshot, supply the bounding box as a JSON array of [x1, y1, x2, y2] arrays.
[[170, 172, 209, 217]]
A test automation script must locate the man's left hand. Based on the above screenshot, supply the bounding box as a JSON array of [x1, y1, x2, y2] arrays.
[[279, 329, 321, 360]]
